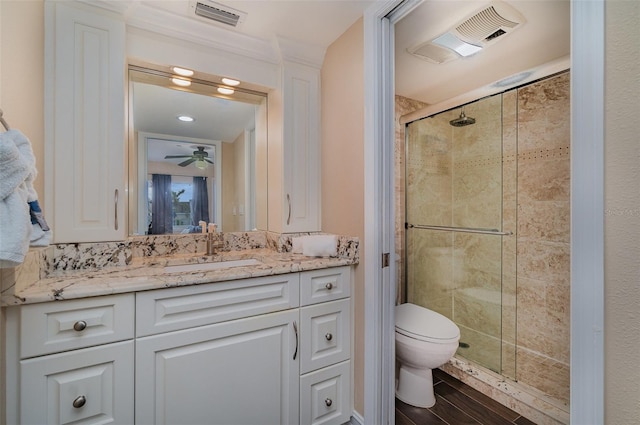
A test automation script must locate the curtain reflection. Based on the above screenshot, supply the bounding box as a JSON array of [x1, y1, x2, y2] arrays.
[[150, 174, 173, 234], [191, 176, 209, 227]]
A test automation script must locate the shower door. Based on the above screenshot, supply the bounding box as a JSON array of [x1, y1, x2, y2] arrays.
[[404, 94, 517, 378]]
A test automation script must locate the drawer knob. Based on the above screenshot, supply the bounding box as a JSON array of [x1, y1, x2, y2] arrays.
[[325, 332, 333, 341], [325, 282, 334, 290], [73, 321, 87, 332], [325, 398, 333, 407], [73, 395, 86, 408]]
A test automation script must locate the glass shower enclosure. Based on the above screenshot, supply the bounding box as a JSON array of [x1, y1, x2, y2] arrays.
[[404, 93, 517, 379]]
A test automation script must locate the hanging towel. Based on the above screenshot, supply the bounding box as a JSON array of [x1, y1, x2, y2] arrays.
[[0, 130, 33, 267], [29, 200, 52, 247]]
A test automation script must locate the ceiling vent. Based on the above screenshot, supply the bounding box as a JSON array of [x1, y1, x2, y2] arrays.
[[189, 0, 247, 27], [408, 1, 525, 64]]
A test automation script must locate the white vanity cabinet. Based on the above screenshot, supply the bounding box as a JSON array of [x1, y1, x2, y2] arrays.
[[134, 273, 301, 424], [3, 267, 352, 425], [45, 1, 126, 242], [269, 61, 322, 233], [5, 294, 135, 425]]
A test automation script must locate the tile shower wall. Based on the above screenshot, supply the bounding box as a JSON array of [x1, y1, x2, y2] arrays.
[[514, 72, 570, 405], [396, 71, 570, 408], [395, 96, 429, 304]]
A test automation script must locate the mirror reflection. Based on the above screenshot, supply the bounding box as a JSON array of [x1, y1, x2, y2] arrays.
[[128, 67, 268, 236]]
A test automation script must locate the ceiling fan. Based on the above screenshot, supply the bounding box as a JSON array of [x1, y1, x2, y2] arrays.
[[164, 146, 213, 168]]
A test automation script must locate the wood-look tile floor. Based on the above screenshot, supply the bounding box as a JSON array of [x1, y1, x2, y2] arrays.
[[395, 369, 537, 425]]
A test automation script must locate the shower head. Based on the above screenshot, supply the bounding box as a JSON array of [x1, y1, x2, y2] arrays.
[[450, 109, 476, 127]]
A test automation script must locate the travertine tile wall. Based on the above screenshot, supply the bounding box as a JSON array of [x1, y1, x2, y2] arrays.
[[514, 72, 570, 405], [396, 71, 570, 407], [395, 96, 428, 304]]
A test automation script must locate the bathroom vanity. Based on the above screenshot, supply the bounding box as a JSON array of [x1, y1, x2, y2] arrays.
[[1, 234, 357, 425]]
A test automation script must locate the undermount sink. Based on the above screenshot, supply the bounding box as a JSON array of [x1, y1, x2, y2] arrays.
[[163, 258, 263, 273]]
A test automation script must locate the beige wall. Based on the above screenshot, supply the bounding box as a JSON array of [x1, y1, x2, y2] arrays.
[[321, 18, 365, 416], [0, 1, 45, 208], [604, 1, 640, 423], [221, 141, 235, 231], [0, 2, 45, 418]]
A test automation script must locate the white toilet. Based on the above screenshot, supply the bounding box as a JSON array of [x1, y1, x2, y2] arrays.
[[395, 303, 460, 408]]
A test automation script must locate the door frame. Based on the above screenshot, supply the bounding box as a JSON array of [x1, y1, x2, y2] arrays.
[[362, 0, 605, 424]]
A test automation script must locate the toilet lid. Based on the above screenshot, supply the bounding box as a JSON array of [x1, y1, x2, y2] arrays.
[[395, 303, 460, 342]]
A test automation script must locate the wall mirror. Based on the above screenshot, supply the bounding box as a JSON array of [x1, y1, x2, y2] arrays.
[[128, 66, 268, 236]]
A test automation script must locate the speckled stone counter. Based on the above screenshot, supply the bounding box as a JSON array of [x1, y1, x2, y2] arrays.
[[0, 231, 359, 306]]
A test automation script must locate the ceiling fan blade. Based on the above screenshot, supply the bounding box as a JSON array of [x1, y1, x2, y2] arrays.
[[165, 155, 192, 159], [205, 158, 213, 164], [178, 158, 196, 167]]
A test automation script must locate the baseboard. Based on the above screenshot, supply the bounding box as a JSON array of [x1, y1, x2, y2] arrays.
[[349, 410, 364, 425]]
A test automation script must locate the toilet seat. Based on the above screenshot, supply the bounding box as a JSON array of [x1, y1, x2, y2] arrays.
[[395, 303, 460, 344]]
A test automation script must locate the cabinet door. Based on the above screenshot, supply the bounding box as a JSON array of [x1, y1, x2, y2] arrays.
[[280, 61, 321, 233], [136, 309, 299, 425], [45, 2, 126, 242], [20, 340, 134, 425]]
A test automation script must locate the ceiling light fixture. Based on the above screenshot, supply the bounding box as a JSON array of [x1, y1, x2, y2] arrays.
[[217, 87, 234, 95], [195, 159, 208, 170], [172, 66, 194, 77], [177, 115, 195, 122], [432, 32, 482, 57], [171, 77, 191, 87], [221, 77, 240, 86]]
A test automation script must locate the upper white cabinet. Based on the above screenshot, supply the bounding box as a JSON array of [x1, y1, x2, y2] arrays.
[[269, 61, 322, 233], [45, 2, 126, 242]]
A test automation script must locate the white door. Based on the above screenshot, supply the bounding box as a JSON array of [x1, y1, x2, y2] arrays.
[[135, 309, 300, 425]]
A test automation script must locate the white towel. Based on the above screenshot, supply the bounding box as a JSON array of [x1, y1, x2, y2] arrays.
[[293, 235, 338, 257], [0, 130, 34, 267]]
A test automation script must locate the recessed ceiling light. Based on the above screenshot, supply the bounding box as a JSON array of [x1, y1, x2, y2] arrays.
[[172, 66, 194, 77], [492, 71, 533, 88], [221, 77, 240, 86], [171, 77, 191, 87], [177, 115, 195, 122], [217, 87, 235, 95]]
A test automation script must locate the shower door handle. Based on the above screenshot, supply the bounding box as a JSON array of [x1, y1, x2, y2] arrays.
[[407, 223, 512, 236]]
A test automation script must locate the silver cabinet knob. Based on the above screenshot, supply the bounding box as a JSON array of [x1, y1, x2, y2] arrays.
[[325, 282, 333, 290], [73, 320, 87, 332], [325, 332, 333, 341], [325, 398, 333, 407], [73, 395, 86, 408]]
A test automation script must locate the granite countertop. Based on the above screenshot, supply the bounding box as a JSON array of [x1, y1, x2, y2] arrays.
[[2, 248, 356, 306]]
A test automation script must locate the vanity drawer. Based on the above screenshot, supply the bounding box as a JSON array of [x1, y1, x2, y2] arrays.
[[20, 294, 135, 358], [300, 266, 350, 306], [300, 360, 351, 425], [136, 273, 300, 337], [300, 299, 351, 374]]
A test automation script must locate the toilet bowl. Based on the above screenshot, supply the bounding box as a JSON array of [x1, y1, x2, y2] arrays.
[[395, 303, 460, 408]]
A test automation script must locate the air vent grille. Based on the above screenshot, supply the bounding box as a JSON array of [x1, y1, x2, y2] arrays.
[[456, 6, 519, 41], [407, 1, 525, 64], [191, 0, 247, 27]]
